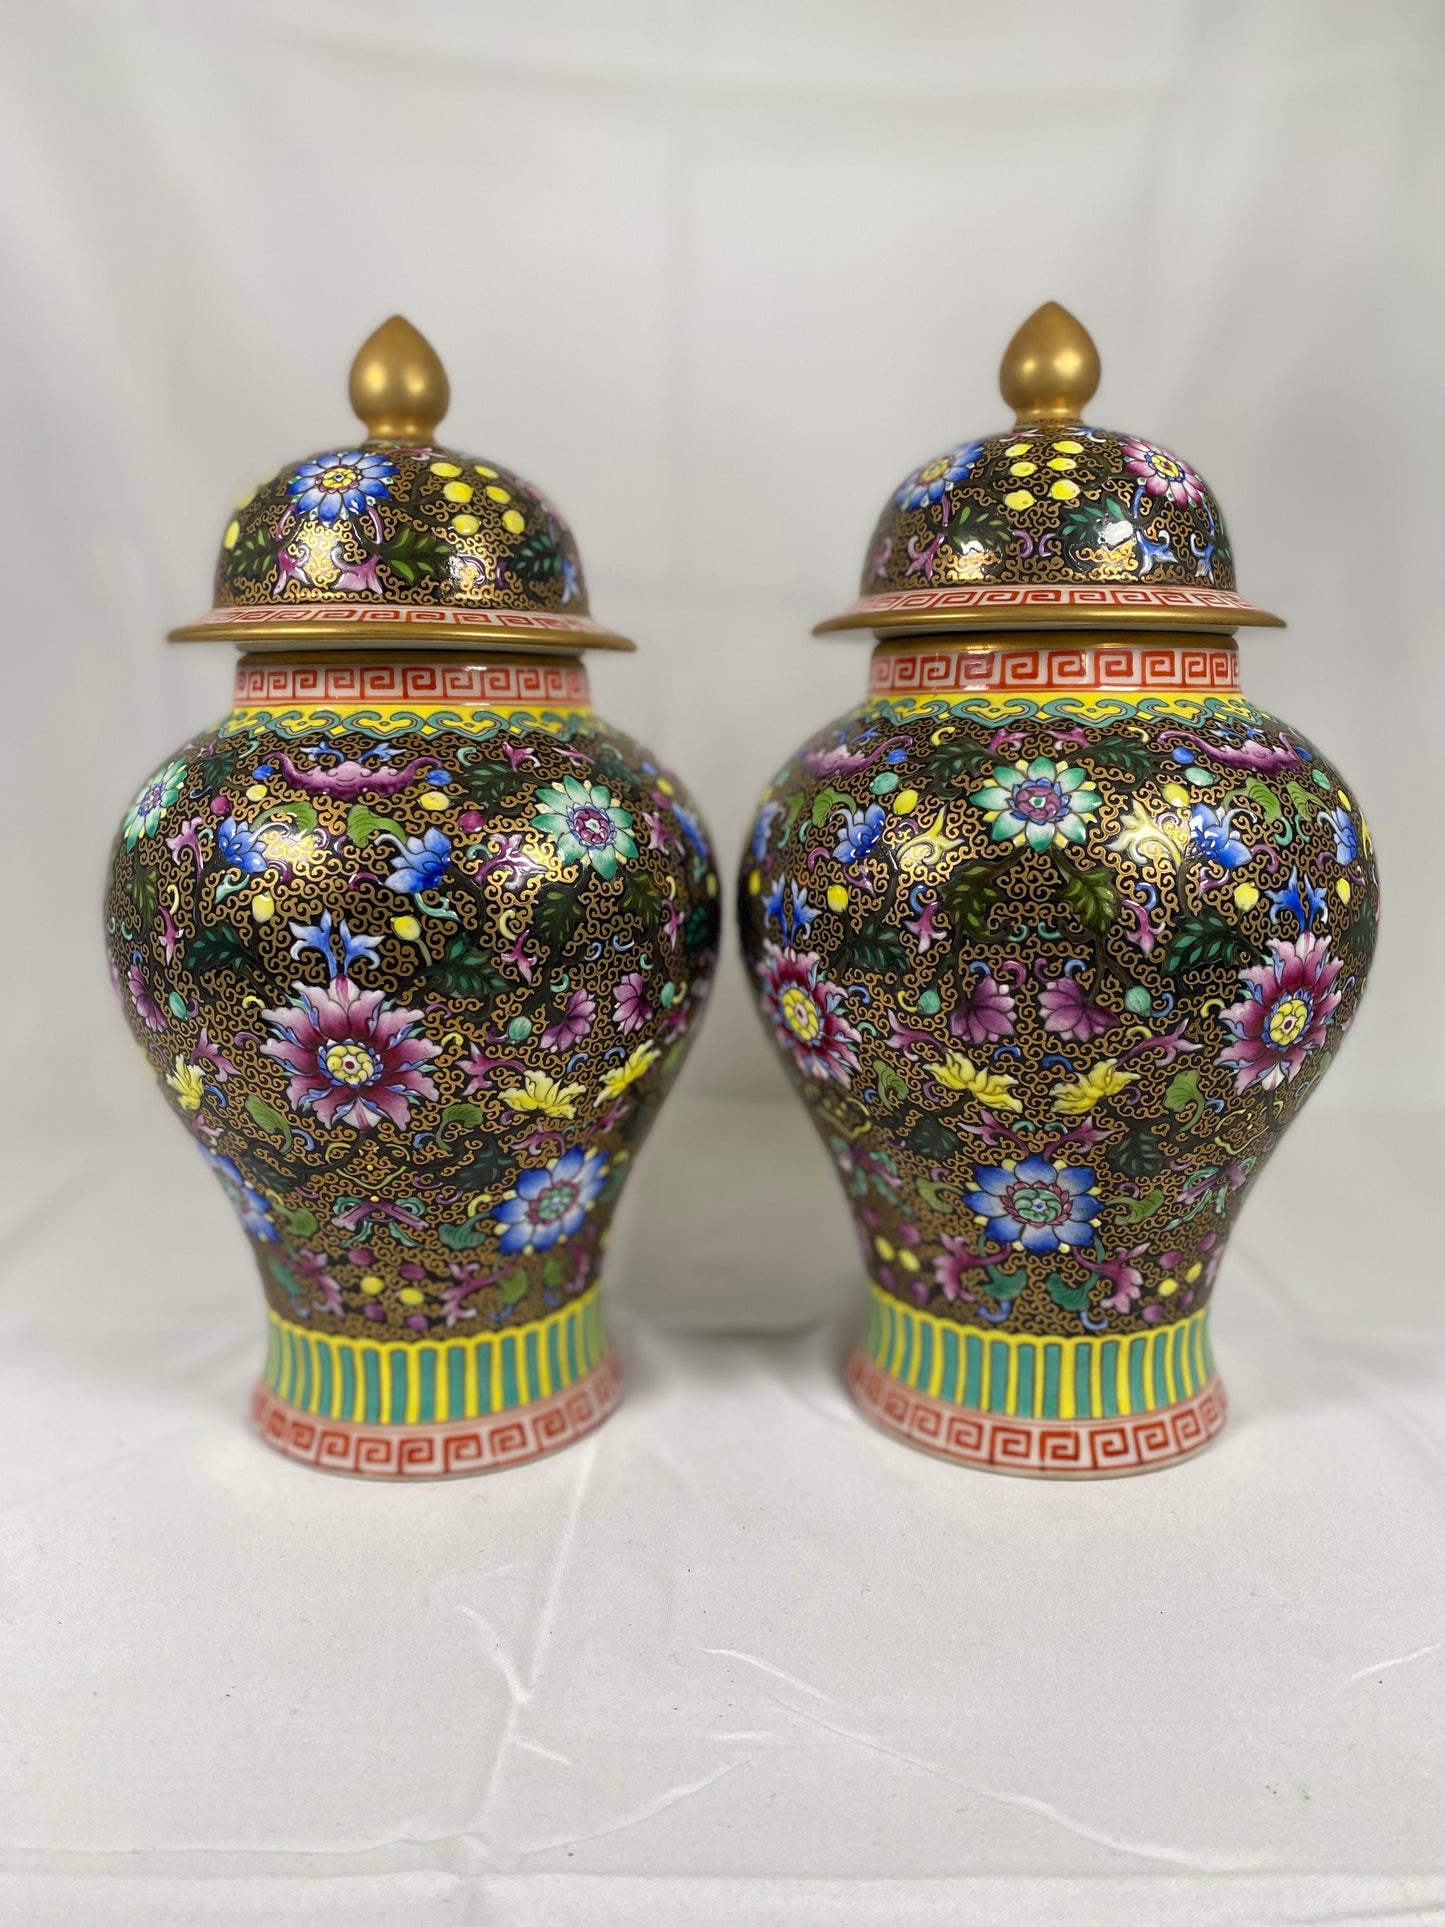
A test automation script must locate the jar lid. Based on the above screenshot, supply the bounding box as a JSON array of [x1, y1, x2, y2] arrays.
[[814, 302, 1283, 639], [168, 317, 633, 654]]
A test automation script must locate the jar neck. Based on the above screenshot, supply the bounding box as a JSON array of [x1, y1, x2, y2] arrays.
[[866, 629, 1240, 702], [232, 648, 593, 718]]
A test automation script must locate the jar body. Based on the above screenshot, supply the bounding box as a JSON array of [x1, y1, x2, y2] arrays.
[[106, 654, 718, 1476], [738, 636, 1377, 1476]]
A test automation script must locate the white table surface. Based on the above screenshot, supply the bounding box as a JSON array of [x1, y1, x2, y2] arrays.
[[1, 1093, 1441, 1926]]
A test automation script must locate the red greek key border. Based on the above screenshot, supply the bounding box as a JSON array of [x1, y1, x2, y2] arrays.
[[199, 602, 614, 635], [848, 585, 1257, 618], [250, 1351, 622, 1478], [869, 643, 1239, 694], [234, 658, 592, 708], [847, 1350, 1227, 1477]]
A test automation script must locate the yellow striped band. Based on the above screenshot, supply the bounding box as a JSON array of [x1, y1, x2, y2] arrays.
[[262, 1289, 606, 1424], [860, 1285, 1212, 1420]]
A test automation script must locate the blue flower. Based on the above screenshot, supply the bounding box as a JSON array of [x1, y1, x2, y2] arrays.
[[1189, 803, 1251, 871], [208, 1153, 278, 1243], [895, 441, 985, 512], [385, 828, 452, 894], [493, 1147, 609, 1255], [1268, 866, 1326, 932], [288, 449, 396, 525], [834, 803, 887, 865], [216, 815, 268, 874], [965, 1154, 1101, 1256], [1320, 805, 1358, 864], [672, 802, 712, 862], [750, 800, 782, 863]]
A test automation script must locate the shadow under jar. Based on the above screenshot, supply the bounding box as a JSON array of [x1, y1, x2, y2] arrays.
[[106, 319, 718, 1478], [737, 304, 1378, 1478]]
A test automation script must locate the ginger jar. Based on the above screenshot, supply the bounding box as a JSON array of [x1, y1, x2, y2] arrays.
[[106, 318, 718, 1477], [738, 304, 1377, 1477]]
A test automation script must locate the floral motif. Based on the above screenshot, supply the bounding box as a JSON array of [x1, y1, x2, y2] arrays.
[[833, 803, 888, 866], [597, 1041, 659, 1104], [613, 973, 653, 1035], [384, 828, 452, 894], [950, 969, 1016, 1045], [493, 1147, 609, 1255], [499, 1070, 586, 1119], [970, 757, 1102, 850], [926, 1052, 1022, 1112], [532, 777, 637, 878], [1120, 437, 1205, 508], [541, 989, 595, 1051], [756, 942, 861, 1086], [966, 1156, 1102, 1255], [260, 972, 441, 1130], [1189, 803, 1251, 872], [165, 1054, 207, 1112], [1217, 932, 1343, 1092], [123, 760, 187, 849], [217, 814, 268, 875], [894, 442, 984, 511], [287, 449, 396, 524]]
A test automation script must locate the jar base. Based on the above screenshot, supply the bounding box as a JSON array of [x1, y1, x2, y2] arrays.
[[847, 1348, 1226, 1479], [249, 1350, 622, 1479]]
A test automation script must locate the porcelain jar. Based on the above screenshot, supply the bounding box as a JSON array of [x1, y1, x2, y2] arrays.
[[105, 319, 718, 1476], [738, 304, 1377, 1476]]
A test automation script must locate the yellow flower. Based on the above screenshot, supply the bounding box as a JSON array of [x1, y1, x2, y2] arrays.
[[597, 1041, 659, 1104], [1051, 1058, 1140, 1114], [165, 1055, 206, 1112], [1004, 488, 1035, 511], [500, 1070, 586, 1120], [926, 1052, 1023, 1112], [1109, 807, 1184, 864]]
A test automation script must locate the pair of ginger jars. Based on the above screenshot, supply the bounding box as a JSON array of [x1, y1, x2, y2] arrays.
[[105, 309, 1378, 1480]]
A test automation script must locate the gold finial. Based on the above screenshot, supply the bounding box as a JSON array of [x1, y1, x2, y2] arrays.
[[348, 315, 450, 443], [999, 301, 1100, 425]]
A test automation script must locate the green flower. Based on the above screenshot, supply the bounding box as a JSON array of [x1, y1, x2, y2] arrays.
[[532, 776, 638, 879], [970, 756, 1102, 852], [123, 759, 188, 849]]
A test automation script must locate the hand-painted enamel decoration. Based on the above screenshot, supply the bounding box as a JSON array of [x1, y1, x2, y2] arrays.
[[738, 304, 1377, 1477], [107, 319, 718, 1477]]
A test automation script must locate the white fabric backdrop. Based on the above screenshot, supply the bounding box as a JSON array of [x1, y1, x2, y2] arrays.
[[1, 3, 1442, 1919]]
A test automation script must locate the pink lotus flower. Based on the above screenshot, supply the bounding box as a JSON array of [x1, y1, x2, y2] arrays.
[[1120, 437, 1206, 508], [1217, 932, 1342, 1092], [933, 1232, 985, 1304], [950, 970, 1016, 1046], [128, 958, 167, 1032], [1039, 972, 1117, 1043], [541, 989, 595, 1051], [756, 941, 861, 1086], [260, 974, 440, 1130], [613, 972, 654, 1035]]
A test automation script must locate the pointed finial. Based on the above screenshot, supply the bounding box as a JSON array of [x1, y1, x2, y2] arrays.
[[348, 315, 450, 443], [999, 302, 1100, 425]]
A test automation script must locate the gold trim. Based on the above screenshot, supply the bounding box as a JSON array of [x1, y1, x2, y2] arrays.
[[814, 602, 1283, 638], [168, 618, 635, 653]]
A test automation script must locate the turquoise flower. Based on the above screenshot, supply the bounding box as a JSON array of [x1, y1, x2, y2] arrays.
[[123, 759, 187, 849], [532, 777, 637, 879], [970, 757, 1102, 851]]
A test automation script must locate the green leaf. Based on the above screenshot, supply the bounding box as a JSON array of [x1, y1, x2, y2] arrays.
[[1244, 776, 1283, 825], [1061, 864, 1120, 936], [1118, 1187, 1165, 1224], [836, 914, 909, 978], [447, 1142, 512, 1192], [128, 860, 159, 928], [1163, 911, 1251, 977], [346, 803, 406, 850], [908, 1115, 960, 1161], [276, 1203, 318, 1238], [224, 521, 277, 584], [458, 763, 523, 813], [873, 1056, 909, 1106], [379, 521, 450, 586], [441, 1102, 489, 1130], [533, 880, 584, 953], [1107, 1120, 1168, 1179], [1083, 735, 1155, 782], [511, 529, 564, 586], [920, 738, 978, 789], [245, 1094, 293, 1146], [916, 1177, 960, 1213], [439, 1216, 492, 1251], [425, 937, 509, 1002], [810, 785, 852, 829], [1164, 1069, 1203, 1114], [1286, 779, 1319, 819], [499, 1268, 530, 1306], [186, 923, 259, 977], [938, 861, 1003, 943], [620, 869, 663, 932], [263, 797, 318, 835], [1046, 1270, 1093, 1312], [542, 1252, 571, 1290], [982, 1263, 1028, 1302]]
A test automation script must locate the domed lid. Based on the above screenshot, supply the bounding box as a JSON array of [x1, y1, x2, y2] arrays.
[[815, 302, 1283, 639], [169, 316, 633, 654]]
